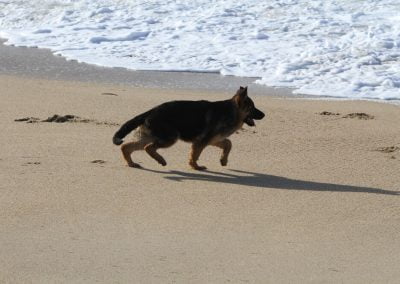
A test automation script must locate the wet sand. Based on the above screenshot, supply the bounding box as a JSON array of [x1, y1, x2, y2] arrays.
[[0, 39, 292, 96]]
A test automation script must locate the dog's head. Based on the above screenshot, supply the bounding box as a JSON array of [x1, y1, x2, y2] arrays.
[[233, 86, 265, 126]]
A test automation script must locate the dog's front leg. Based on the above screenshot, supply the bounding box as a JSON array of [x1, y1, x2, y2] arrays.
[[212, 139, 232, 166], [189, 143, 207, 170]]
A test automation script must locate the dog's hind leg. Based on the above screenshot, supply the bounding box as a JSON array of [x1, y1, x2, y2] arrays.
[[212, 138, 232, 166], [121, 140, 148, 168], [144, 137, 177, 167], [144, 143, 167, 166], [189, 143, 207, 170], [144, 124, 179, 167]]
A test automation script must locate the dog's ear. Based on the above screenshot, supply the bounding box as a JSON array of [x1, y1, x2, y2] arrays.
[[237, 86, 247, 93], [238, 86, 248, 98], [234, 86, 248, 105]]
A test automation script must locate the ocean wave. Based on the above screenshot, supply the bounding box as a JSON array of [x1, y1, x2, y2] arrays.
[[0, 0, 399, 100]]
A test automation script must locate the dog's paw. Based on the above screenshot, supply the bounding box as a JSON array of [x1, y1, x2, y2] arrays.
[[128, 162, 142, 168], [192, 165, 207, 171], [220, 158, 228, 166]]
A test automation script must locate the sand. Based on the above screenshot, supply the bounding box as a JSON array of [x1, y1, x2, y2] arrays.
[[1, 73, 399, 283]]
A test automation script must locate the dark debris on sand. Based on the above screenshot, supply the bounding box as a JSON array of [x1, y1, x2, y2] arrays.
[[376, 146, 400, 153], [318, 111, 340, 116], [15, 114, 119, 126], [42, 114, 83, 123], [14, 117, 40, 123], [318, 111, 375, 120], [343, 113, 374, 120]]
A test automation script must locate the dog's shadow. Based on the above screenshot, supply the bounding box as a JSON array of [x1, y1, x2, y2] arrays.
[[142, 168, 398, 195]]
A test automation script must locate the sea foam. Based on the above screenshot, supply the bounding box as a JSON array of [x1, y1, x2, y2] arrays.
[[0, 0, 399, 101]]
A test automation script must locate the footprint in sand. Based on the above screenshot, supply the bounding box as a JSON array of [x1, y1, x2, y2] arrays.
[[375, 146, 400, 153], [375, 146, 399, 160], [91, 160, 106, 164], [23, 161, 41, 166]]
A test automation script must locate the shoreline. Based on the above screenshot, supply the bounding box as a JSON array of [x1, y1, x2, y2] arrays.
[[2, 39, 399, 106], [3, 39, 400, 106], [0, 39, 295, 97]]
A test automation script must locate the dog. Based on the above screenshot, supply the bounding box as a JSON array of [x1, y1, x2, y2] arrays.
[[113, 86, 265, 170]]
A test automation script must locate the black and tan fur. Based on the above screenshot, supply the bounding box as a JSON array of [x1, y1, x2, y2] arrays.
[[113, 86, 265, 170]]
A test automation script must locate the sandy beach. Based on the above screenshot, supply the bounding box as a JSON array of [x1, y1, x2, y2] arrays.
[[1, 68, 399, 283]]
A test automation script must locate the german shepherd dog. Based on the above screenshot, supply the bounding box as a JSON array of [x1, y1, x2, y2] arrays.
[[113, 86, 265, 170]]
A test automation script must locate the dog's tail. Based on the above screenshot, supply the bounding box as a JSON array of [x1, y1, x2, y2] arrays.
[[112, 110, 151, 145]]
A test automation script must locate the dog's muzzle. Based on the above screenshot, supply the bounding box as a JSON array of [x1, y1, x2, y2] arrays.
[[245, 108, 265, 126]]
